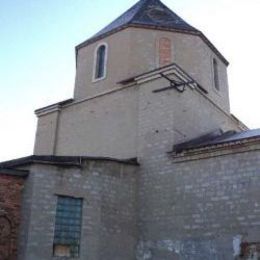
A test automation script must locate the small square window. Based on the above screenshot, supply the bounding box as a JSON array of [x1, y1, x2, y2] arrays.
[[53, 196, 83, 258]]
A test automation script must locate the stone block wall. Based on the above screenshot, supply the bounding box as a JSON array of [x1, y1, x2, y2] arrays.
[[19, 159, 138, 260], [34, 86, 138, 159], [136, 140, 260, 259], [135, 77, 259, 259], [0, 171, 27, 260]]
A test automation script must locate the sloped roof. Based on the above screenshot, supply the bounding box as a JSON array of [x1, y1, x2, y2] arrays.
[[174, 129, 260, 153], [76, 0, 228, 65], [0, 168, 29, 177], [79, 0, 198, 47], [94, 0, 198, 38], [0, 155, 139, 168]]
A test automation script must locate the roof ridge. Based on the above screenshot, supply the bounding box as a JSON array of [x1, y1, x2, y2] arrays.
[[130, 0, 198, 31], [154, 0, 198, 31], [130, 0, 154, 23], [79, 0, 199, 48], [92, 0, 144, 38]]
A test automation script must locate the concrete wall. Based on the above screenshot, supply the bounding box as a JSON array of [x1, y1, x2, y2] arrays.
[[18, 160, 138, 260]]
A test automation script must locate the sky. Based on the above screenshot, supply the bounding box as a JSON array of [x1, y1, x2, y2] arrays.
[[0, 0, 260, 162]]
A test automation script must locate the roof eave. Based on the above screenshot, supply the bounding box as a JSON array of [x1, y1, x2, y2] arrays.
[[0, 168, 29, 178], [0, 155, 140, 169], [76, 25, 130, 50], [35, 99, 74, 117], [171, 136, 260, 155]]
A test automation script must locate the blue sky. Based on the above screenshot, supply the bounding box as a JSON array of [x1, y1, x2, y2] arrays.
[[0, 0, 260, 161]]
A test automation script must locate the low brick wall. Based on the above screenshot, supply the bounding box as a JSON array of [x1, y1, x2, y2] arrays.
[[0, 170, 27, 260]]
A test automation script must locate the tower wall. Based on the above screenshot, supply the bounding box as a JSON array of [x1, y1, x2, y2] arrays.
[[74, 28, 133, 99], [34, 68, 242, 158], [74, 27, 230, 112]]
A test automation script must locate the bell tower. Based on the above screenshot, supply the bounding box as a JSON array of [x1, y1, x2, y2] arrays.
[[34, 0, 243, 159], [73, 0, 230, 112]]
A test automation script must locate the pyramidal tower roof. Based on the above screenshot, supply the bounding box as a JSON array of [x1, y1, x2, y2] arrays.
[[95, 0, 198, 37], [79, 0, 198, 46], [77, 0, 228, 65]]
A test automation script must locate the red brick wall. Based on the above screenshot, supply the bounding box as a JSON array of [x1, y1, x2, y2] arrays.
[[0, 173, 25, 260], [158, 37, 172, 67]]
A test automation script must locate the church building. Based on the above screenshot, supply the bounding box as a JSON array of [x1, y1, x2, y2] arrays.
[[0, 0, 259, 259]]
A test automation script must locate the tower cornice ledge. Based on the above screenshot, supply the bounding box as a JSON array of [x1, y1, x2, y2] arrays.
[[35, 99, 74, 117]]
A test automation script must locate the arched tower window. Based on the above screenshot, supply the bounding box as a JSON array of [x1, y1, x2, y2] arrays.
[[93, 43, 108, 80], [158, 37, 172, 67], [213, 58, 219, 90]]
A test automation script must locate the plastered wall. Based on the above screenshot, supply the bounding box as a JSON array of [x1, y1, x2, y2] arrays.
[[55, 86, 138, 159], [74, 29, 132, 99], [34, 111, 59, 155], [74, 27, 230, 112]]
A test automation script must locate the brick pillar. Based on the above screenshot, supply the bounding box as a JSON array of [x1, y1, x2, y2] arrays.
[[158, 37, 172, 67]]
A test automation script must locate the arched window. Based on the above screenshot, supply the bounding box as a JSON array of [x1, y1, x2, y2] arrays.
[[158, 37, 172, 67], [94, 43, 107, 80], [213, 58, 219, 90]]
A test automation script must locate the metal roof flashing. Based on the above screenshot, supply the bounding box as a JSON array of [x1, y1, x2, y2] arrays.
[[172, 129, 260, 155], [0, 155, 140, 169]]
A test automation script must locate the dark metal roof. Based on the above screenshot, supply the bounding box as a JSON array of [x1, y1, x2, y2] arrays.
[[0, 168, 29, 177], [174, 129, 260, 153], [78, 0, 198, 48], [94, 0, 198, 38], [76, 0, 228, 65], [0, 155, 139, 169]]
